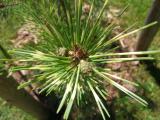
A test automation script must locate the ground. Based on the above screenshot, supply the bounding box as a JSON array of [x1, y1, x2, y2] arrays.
[[0, 0, 160, 120], [0, 98, 35, 120]]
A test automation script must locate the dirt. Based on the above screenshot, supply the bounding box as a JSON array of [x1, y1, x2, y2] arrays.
[[11, 21, 40, 48]]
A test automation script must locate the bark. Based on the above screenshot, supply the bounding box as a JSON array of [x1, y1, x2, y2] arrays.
[[0, 71, 51, 120], [0, 44, 39, 101], [136, 0, 160, 51]]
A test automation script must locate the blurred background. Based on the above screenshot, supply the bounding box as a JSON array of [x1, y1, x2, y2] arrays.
[[0, 0, 160, 120]]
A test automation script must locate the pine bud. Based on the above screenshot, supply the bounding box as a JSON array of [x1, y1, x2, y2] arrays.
[[57, 47, 67, 56], [80, 60, 92, 74]]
